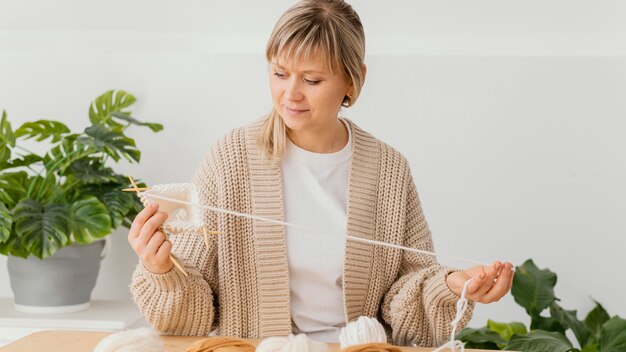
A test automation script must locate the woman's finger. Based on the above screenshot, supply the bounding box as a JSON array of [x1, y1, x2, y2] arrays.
[[144, 230, 167, 261], [482, 263, 514, 303], [128, 203, 159, 241], [467, 271, 487, 295], [136, 211, 168, 245], [475, 261, 501, 295], [156, 239, 173, 262]]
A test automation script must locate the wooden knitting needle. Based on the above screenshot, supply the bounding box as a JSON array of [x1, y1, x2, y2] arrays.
[[121, 187, 150, 192], [127, 176, 188, 277]]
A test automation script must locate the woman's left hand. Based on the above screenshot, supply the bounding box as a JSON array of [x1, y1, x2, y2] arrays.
[[446, 261, 514, 303]]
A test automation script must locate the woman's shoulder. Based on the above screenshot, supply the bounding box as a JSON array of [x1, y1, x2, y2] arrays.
[[345, 118, 410, 172], [205, 117, 264, 157], [195, 117, 266, 176]]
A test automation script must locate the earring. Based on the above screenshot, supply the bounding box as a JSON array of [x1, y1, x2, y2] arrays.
[[343, 94, 353, 107]]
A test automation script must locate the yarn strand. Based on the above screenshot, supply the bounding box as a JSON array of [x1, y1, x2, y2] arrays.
[[431, 279, 472, 352], [144, 192, 489, 268]]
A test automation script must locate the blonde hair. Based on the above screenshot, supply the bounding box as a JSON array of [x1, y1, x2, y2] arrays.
[[258, 0, 366, 159]]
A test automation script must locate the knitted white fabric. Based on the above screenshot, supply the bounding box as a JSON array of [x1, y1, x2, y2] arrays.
[[139, 183, 205, 235], [256, 334, 330, 352], [92, 328, 164, 352], [338, 316, 387, 349]]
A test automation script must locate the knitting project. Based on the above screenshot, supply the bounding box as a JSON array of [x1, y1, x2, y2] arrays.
[[138, 183, 205, 235]]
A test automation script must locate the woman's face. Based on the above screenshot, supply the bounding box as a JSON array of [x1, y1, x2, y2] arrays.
[[269, 53, 351, 134]]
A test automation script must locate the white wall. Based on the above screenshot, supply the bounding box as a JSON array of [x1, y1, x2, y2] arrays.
[[1, 0, 625, 329]]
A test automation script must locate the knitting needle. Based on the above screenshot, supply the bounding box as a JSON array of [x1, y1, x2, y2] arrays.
[[127, 176, 188, 277], [121, 185, 224, 237], [121, 187, 151, 192]]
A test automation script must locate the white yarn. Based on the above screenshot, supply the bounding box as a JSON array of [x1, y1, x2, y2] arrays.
[[339, 316, 387, 349], [93, 328, 164, 352], [431, 279, 473, 352], [255, 334, 329, 352], [139, 183, 205, 235], [143, 189, 490, 268]]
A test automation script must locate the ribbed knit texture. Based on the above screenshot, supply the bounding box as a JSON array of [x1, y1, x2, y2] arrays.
[[130, 118, 474, 347]]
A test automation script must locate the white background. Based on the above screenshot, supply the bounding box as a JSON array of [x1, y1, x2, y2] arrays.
[[1, 0, 625, 330]]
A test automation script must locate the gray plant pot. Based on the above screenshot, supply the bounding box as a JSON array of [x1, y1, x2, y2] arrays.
[[7, 240, 106, 314]]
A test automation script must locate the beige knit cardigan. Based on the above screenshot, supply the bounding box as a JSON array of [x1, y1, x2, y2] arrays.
[[130, 118, 474, 347]]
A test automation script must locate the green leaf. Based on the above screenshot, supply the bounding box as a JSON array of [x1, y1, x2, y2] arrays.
[[512, 259, 558, 317], [0, 171, 28, 208], [0, 233, 29, 258], [531, 315, 566, 333], [43, 134, 93, 174], [0, 202, 12, 242], [599, 316, 626, 352], [89, 90, 136, 129], [13, 199, 69, 259], [67, 196, 111, 243], [0, 110, 16, 146], [581, 343, 598, 352], [457, 326, 506, 349], [488, 320, 528, 342], [110, 112, 164, 132], [506, 330, 574, 352], [79, 124, 140, 162], [15, 120, 70, 143], [78, 179, 137, 229], [25, 174, 62, 204], [550, 302, 591, 347], [99, 190, 134, 228], [585, 300, 610, 342], [0, 143, 10, 166], [2, 153, 43, 170], [64, 158, 117, 184]]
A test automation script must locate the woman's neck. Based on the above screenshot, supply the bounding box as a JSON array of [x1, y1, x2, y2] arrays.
[[287, 119, 348, 154]]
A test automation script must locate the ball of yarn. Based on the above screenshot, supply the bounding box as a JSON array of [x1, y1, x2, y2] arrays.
[[185, 336, 255, 352], [256, 334, 329, 352], [93, 328, 164, 352], [340, 343, 402, 352], [338, 316, 387, 349]]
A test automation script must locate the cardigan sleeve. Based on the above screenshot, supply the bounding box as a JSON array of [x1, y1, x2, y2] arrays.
[[380, 178, 475, 347], [129, 154, 220, 336]]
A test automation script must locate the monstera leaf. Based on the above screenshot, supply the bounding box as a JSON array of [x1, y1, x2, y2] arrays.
[[0, 143, 10, 166], [15, 120, 70, 143], [89, 90, 136, 129], [13, 199, 69, 259], [2, 154, 43, 170], [67, 196, 111, 243], [0, 110, 16, 146], [79, 124, 140, 162], [64, 158, 117, 184], [111, 112, 163, 132], [0, 202, 12, 243], [512, 259, 558, 317], [0, 171, 28, 208], [43, 134, 92, 174], [99, 189, 135, 228]]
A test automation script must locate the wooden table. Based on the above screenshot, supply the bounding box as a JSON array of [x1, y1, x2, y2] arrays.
[[0, 330, 502, 351]]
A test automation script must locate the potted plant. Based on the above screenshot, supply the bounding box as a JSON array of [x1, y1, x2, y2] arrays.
[[458, 259, 626, 351], [0, 90, 162, 313]]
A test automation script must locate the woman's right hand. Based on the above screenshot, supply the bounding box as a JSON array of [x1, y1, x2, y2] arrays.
[[128, 203, 174, 274]]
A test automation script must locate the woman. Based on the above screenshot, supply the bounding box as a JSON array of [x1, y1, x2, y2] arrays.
[[128, 0, 513, 347]]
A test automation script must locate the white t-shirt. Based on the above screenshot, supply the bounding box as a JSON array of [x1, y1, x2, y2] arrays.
[[281, 122, 352, 342]]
